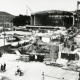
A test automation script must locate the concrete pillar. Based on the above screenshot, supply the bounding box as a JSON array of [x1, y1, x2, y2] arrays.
[[30, 15, 35, 25], [34, 15, 35, 25], [73, 15, 75, 26], [30, 16, 32, 25], [58, 51, 61, 59], [58, 44, 63, 59]]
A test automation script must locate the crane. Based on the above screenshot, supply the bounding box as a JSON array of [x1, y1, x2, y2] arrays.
[[26, 4, 34, 15]]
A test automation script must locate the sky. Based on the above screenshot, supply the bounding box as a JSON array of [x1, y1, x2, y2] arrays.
[[0, 0, 79, 16]]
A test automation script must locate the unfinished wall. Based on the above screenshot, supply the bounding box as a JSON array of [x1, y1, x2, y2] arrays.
[[50, 45, 59, 61]]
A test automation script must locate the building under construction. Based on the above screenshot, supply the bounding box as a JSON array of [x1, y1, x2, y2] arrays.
[[31, 10, 74, 27]]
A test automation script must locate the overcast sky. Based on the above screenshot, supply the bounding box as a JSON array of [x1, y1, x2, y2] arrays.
[[0, 0, 79, 16]]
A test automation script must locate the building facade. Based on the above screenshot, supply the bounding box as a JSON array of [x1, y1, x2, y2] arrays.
[[31, 10, 73, 27]]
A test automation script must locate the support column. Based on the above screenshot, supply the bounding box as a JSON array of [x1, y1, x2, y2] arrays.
[[72, 15, 75, 26], [58, 44, 63, 59], [30, 16, 32, 25], [34, 15, 35, 25], [30, 15, 34, 25]]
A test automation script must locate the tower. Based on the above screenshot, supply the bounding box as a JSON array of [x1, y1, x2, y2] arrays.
[[77, 1, 80, 10], [76, 1, 80, 29]]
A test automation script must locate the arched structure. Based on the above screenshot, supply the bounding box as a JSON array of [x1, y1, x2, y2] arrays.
[[31, 10, 73, 27]]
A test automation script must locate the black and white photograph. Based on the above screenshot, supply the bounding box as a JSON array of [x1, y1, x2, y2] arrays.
[[0, 0, 80, 80]]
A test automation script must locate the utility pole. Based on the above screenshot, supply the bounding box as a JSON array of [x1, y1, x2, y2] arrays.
[[72, 13, 75, 26], [2, 20, 5, 53], [4, 20, 5, 53]]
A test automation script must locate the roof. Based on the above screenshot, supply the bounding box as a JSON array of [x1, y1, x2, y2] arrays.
[[32, 10, 73, 15], [0, 11, 14, 16], [62, 47, 72, 53]]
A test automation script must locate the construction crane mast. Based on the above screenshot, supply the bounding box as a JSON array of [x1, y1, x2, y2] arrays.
[[26, 4, 33, 15]]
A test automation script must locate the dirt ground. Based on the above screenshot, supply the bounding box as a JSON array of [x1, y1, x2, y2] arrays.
[[0, 54, 79, 80]]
